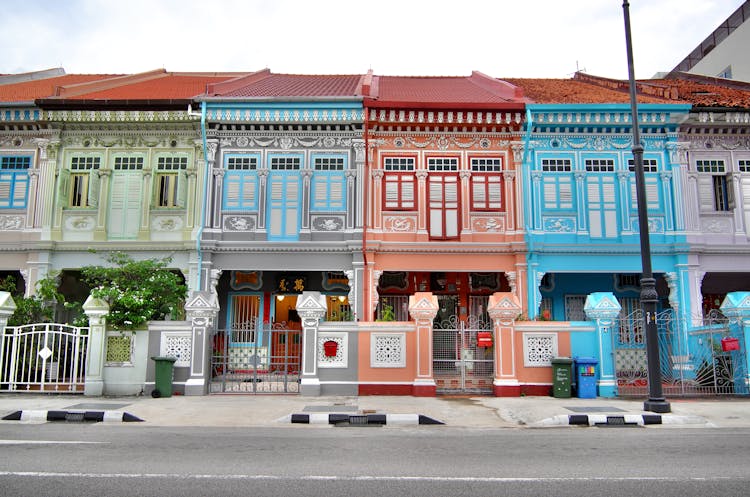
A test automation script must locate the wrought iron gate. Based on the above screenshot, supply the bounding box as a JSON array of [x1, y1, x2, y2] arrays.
[[613, 309, 749, 396], [210, 322, 301, 394], [0, 323, 89, 393], [433, 315, 494, 394]]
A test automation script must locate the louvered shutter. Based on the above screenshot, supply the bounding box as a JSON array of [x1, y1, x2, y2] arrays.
[[109, 173, 142, 238], [87, 170, 100, 207], [57, 168, 70, 207], [176, 171, 187, 208], [697, 176, 715, 212], [12, 172, 28, 208]]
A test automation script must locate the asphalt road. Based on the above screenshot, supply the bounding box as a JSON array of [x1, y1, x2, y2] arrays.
[[1, 424, 749, 497]]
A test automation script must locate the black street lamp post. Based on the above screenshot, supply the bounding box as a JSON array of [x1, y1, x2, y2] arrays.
[[622, 0, 671, 413]]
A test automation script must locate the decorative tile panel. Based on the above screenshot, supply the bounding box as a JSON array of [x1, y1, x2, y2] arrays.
[[371, 333, 406, 368], [470, 216, 504, 232], [383, 215, 417, 232], [151, 215, 184, 232], [229, 345, 268, 371], [318, 332, 347, 368], [105, 332, 134, 366], [160, 332, 192, 367], [224, 215, 256, 231], [523, 333, 558, 367], [311, 215, 344, 231], [0, 215, 24, 230], [543, 217, 576, 232]]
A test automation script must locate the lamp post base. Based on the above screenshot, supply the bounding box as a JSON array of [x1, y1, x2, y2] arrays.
[[644, 398, 671, 414]]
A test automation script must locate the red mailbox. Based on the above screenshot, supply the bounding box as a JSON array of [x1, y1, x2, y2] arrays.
[[477, 332, 493, 347], [323, 340, 339, 357], [721, 337, 740, 352]]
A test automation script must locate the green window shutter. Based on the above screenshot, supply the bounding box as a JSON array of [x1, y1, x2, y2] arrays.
[[58, 168, 70, 207], [176, 171, 187, 208], [87, 170, 100, 207]]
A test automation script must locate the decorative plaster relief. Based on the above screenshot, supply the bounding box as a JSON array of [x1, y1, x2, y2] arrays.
[[543, 217, 576, 232], [701, 218, 733, 233], [64, 215, 95, 231], [311, 215, 344, 231], [471, 216, 505, 232], [151, 216, 183, 231], [224, 215, 256, 231], [0, 215, 24, 230], [630, 216, 665, 234], [383, 215, 417, 232]]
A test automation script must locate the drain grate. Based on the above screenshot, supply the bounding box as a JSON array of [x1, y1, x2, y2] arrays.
[[65, 412, 85, 422], [348, 415, 369, 425]]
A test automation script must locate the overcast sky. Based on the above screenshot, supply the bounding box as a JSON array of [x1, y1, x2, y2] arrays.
[[0, 0, 744, 79]]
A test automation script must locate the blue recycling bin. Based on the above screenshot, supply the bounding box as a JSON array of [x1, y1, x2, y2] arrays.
[[574, 357, 598, 399]]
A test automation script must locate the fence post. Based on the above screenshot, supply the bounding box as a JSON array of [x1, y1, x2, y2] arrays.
[[583, 292, 622, 398], [408, 292, 438, 396], [82, 295, 109, 396], [0, 292, 16, 329], [720, 292, 750, 394], [184, 291, 219, 396], [296, 291, 328, 396], [487, 292, 522, 396]]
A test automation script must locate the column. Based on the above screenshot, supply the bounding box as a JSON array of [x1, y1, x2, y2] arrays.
[[408, 292, 438, 396], [183, 291, 220, 396], [583, 292, 622, 398], [296, 291, 328, 396], [487, 292, 522, 396], [82, 294, 110, 396]]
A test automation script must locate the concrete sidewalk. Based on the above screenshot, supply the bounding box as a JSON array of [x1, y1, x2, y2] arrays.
[[1, 393, 749, 428]]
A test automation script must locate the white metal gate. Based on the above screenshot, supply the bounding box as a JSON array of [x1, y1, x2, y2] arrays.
[[0, 323, 89, 393], [433, 314, 494, 394], [613, 309, 749, 396]]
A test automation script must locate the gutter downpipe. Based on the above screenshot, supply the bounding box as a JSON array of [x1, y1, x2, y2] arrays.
[[362, 104, 370, 321], [521, 107, 537, 317]]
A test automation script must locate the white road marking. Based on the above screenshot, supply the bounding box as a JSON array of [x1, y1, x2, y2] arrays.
[[0, 472, 741, 482], [0, 440, 106, 445]]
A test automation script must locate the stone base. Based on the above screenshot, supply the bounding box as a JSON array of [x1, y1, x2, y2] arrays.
[[494, 384, 521, 397], [412, 381, 437, 397]]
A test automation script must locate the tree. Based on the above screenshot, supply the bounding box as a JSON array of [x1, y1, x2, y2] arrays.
[[0, 273, 64, 326], [80, 252, 187, 330]]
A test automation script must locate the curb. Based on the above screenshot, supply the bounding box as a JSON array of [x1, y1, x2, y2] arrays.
[[2, 410, 144, 423], [533, 413, 708, 427], [287, 413, 444, 426]]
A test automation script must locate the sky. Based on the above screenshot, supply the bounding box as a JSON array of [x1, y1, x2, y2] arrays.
[[0, 0, 745, 79]]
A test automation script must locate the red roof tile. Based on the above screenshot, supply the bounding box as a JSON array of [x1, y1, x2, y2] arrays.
[[656, 73, 750, 109], [213, 72, 363, 98], [0, 74, 120, 102], [66, 73, 242, 100], [369, 72, 525, 108]]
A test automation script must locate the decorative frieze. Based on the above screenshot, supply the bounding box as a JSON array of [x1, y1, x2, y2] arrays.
[[383, 215, 417, 232], [217, 134, 356, 149], [471, 215, 504, 232], [370, 109, 521, 126], [151, 215, 184, 232], [223, 215, 256, 231], [311, 215, 344, 231], [47, 110, 191, 123], [0, 215, 24, 230], [544, 217, 576, 232], [208, 107, 363, 123]]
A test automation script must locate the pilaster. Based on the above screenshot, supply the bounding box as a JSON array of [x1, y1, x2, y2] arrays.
[[408, 292, 439, 396], [487, 292, 521, 396], [82, 295, 109, 396], [584, 292, 622, 397]]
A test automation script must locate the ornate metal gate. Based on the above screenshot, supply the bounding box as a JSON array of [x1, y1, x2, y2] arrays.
[[613, 309, 749, 396], [210, 322, 301, 394], [433, 313, 494, 394], [0, 323, 89, 393]]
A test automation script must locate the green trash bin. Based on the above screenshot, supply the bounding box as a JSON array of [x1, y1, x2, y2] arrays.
[[551, 357, 573, 398], [151, 356, 177, 398]]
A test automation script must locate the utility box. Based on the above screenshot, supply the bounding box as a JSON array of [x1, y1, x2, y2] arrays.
[[151, 356, 177, 398], [575, 357, 599, 399], [551, 357, 573, 398]]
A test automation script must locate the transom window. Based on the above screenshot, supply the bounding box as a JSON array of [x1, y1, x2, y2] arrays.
[[384, 157, 415, 171], [585, 158, 615, 172], [738, 160, 749, 173], [541, 158, 571, 172], [696, 159, 725, 173], [270, 157, 300, 170], [227, 156, 257, 170], [627, 158, 658, 172], [0, 156, 31, 208], [114, 157, 144, 170], [471, 158, 502, 172], [314, 157, 345, 171], [427, 158, 458, 171], [157, 156, 188, 171]]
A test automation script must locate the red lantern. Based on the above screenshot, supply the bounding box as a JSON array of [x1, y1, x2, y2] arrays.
[[323, 340, 339, 357]]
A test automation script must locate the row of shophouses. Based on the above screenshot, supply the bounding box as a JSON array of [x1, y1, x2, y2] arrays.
[[1, 67, 750, 398]]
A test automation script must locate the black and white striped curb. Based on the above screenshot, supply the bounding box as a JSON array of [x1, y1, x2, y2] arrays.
[[2, 410, 143, 423], [287, 413, 443, 426], [534, 413, 705, 427]]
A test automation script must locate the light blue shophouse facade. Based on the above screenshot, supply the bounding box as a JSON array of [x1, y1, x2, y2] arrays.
[[523, 103, 692, 395]]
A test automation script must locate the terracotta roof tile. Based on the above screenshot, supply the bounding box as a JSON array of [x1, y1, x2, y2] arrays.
[[504, 77, 674, 104], [0, 74, 120, 102], [217, 73, 363, 97], [656, 74, 750, 109], [66, 74, 238, 100], [371, 72, 525, 107]]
